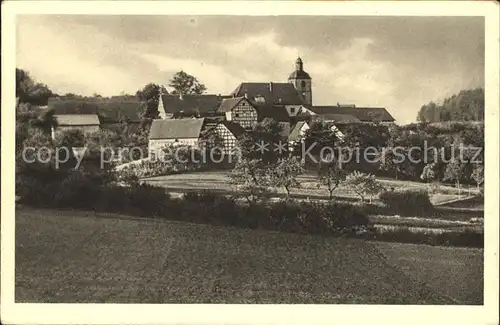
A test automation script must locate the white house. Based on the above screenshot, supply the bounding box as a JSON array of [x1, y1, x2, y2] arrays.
[[51, 114, 100, 140], [149, 118, 205, 157]]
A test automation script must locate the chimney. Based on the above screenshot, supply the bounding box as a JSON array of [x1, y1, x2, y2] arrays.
[[337, 102, 340, 107], [269, 82, 273, 93], [244, 91, 248, 99], [179, 91, 183, 100], [278, 97, 282, 104]]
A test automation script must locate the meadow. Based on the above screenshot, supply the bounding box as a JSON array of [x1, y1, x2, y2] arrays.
[[16, 207, 483, 304]]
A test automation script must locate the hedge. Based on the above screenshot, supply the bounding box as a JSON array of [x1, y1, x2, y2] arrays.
[[379, 189, 434, 216]]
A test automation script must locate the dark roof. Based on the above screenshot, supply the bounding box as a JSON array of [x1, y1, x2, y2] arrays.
[[231, 82, 305, 106], [312, 113, 361, 124], [149, 118, 205, 140], [47, 97, 142, 121], [55, 114, 100, 126], [289, 121, 308, 142], [161, 94, 230, 115], [255, 104, 290, 122], [288, 70, 311, 80], [308, 106, 395, 122], [216, 97, 248, 113], [222, 121, 246, 138]]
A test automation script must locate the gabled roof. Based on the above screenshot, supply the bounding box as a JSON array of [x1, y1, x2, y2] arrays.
[[222, 121, 246, 138], [149, 118, 205, 140], [48, 97, 143, 121], [255, 104, 290, 122], [289, 121, 309, 142], [55, 114, 100, 126], [160, 94, 230, 115], [231, 82, 305, 105], [312, 113, 361, 124], [308, 105, 395, 122], [217, 97, 248, 113]]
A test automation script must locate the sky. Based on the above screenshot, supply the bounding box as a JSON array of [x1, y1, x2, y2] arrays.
[[17, 15, 484, 124]]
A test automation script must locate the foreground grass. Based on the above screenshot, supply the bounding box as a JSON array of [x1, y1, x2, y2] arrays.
[[16, 207, 482, 304]]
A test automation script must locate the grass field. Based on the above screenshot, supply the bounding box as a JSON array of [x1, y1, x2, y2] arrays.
[[16, 207, 482, 304], [142, 171, 473, 205]]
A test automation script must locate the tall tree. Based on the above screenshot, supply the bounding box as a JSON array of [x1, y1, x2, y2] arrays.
[[136, 83, 168, 119], [16, 68, 53, 105], [168, 70, 207, 95]]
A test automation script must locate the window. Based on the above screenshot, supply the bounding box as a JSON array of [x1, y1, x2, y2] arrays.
[[175, 138, 179, 142], [290, 107, 295, 114], [301, 80, 306, 88], [235, 113, 240, 117]]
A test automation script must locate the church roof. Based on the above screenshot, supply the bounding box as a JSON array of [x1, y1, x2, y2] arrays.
[[308, 105, 395, 122], [288, 70, 311, 80], [231, 82, 305, 106]]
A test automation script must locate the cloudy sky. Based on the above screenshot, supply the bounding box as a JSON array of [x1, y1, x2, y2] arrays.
[[17, 15, 484, 123]]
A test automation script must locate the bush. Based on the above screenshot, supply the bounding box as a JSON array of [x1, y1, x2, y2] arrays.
[[127, 184, 170, 216], [53, 172, 103, 209], [379, 189, 434, 216]]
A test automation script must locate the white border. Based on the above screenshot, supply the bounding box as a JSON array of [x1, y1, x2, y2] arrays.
[[2, 2, 499, 325]]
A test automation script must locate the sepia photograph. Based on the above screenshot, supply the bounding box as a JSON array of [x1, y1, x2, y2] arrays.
[[2, 1, 499, 325]]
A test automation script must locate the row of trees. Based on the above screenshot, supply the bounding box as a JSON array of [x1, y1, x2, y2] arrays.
[[417, 88, 484, 122]]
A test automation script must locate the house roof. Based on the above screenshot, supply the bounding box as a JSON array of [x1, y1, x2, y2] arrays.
[[222, 121, 246, 138], [231, 82, 305, 105], [48, 97, 143, 121], [308, 105, 395, 122], [289, 121, 308, 142], [161, 94, 230, 115], [255, 104, 290, 122], [149, 118, 205, 140], [312, 113, 361, 124], [216, 97, 246, 113], [55, 114, 100, 126]]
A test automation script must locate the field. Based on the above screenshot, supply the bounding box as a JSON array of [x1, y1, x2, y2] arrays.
[[16, 207, 483, 304], [142, 171, 474, 205]]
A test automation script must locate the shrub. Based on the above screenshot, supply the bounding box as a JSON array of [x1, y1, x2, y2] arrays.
[[379, 189, 434, 216], [53, 172, 103, 209], [127, 184, 170, 216]]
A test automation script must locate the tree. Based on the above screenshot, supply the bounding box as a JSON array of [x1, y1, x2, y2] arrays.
[[136, 83, 167, 119], [229, 158, 273, 204], [270, 157, 304, 197], [471, 164, 484, 193], [345, 171, 384, 203], [317, 158, 346, 200], [238, 119, 287, 164], [420, 163, 437, 185], [168, 70, 207, 95], [16, 68, 53, 105], [443, 158, 465, 197]]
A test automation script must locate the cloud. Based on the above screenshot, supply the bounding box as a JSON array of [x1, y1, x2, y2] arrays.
[[16, 15, 484, 124]]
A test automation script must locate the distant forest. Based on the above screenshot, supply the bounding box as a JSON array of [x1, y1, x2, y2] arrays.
[[417, 88, 484, 123]]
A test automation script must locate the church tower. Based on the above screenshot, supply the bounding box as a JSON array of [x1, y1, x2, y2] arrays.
[[288, 57, 312, 105]]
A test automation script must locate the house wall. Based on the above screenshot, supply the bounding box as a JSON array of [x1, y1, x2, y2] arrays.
[[51, 125, 100, 140], [228, 100, 258, 129], [214, 124, 238, 154], [285, 105, 303, 117], [149, 138, 199, 156]]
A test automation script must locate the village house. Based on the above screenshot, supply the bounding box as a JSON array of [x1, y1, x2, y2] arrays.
[[51, 114, 100, 140]]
